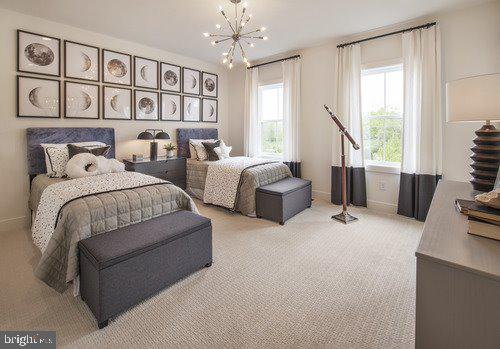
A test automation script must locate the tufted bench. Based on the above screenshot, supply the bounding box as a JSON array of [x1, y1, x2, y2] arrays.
[[78, 210, 212, 329], [256, 177, 312, 225]]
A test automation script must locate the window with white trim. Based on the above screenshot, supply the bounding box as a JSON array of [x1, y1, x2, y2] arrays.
[[258, 82, 284, 158], [361, 64, 403, 168]]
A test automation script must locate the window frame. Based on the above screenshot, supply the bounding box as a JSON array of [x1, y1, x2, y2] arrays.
[[361, 60, 403, 174], [257, 80, 284, 160]]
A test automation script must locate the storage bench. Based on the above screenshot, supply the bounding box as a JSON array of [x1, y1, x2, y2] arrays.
[[256, 177, 312, 225], [78, 210, 212, 329]]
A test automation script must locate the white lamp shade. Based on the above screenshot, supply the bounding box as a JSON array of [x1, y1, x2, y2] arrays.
[[446, 73, 500, 122]]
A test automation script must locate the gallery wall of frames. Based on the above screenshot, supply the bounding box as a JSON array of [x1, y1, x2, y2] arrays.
[[16, 29, 219, 123]]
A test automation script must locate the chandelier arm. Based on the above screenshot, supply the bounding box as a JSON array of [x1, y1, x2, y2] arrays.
[[215, 38, 233, 44], [220, 10, 236, 33], [241, 36, 265, 39], [238, 7, 246, 32], [241, 29, 261, 36], [209, 34, 233, 38]]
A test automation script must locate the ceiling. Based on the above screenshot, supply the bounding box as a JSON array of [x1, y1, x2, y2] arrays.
[[0, 0, 490, 64]]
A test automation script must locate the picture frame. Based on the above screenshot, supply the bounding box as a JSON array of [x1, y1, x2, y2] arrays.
[[134, 56, 159, 89], [102, 49, 132, 86], [17, 75, 60, 118], [202, 98, 218, 123], [202, 72, 218, 98], [160, 93, 181, 121], [17, 30, 60, 77], [182, 95, 201, 122], [64, 40, 100, 82], [182, 67, 201, 95], [102, 85, 132, 120], [134, 89, 159, 121], [160, 62, 181, 92], [64, 81, 99, 119]]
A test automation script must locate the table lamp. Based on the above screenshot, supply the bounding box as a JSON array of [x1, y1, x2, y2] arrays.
[[446, 73, 500, 192], [137, 129, 170, 160]]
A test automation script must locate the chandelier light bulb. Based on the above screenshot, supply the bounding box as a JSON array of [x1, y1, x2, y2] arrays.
[[263, 36, 268, 40], [218, 5, 223, 11], [243, 57, 248, 63], [223, 58, 228, 64], [249, 14, 253, 18], [211, 41, 217, 46], [260, 27, 267, 32], [216, 24, 221, 30], [250, 43, 255, 47], [229, 63, 233, 69], [222, 52, 228, 56], [243, 2, 248, 8], [246, 61, 251, 67], [203, 33, 210, 37]]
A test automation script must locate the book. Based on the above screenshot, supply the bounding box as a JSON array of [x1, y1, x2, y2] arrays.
[[454, 199, 474, 214], [468, 217, 500, 241], [467, 202, 500, 223]]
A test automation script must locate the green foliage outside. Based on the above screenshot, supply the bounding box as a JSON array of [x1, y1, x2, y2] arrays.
[[261, 121, 283, 155], [363, 107, 403, 163]]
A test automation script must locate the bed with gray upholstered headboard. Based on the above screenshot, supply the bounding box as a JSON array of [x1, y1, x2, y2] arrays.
[[177, 128, 218, 158]]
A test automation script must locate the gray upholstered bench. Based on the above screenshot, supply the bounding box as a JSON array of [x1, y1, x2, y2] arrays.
[[256, 177, 312, 225], [78, 210, 212, 329]]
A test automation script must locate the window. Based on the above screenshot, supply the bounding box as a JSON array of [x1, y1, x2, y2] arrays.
[[258, 82, 284, 158], [361, 64, 403, 169]]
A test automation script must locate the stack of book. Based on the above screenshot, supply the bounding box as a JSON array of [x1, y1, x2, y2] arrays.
[[455, 199, 500, 241]]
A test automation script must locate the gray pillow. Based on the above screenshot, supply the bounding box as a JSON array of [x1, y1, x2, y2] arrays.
[[202, 140, 221, 161], [67, 144, 110, 159]]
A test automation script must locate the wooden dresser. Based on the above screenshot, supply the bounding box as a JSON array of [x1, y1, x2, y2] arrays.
[[415, 180, 500, 348], [123, 157, 186, 189]]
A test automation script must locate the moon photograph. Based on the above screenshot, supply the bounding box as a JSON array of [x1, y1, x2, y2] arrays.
[[28, 87, 44, 109], [202, 98, 218, 123], [140, 66, 149, 82], [182, 68, 200, 95], [64, 81, 99, 119], [135, 90, 159, 120], [134, 57, 158, 89], [204, 78, 215, 92], [24, 43, 54, 66], [18, 31, 60, 76], [104, 86, 132, 120], [164, 70, 178, 86], [103, 50, 131, 85], [18, 75, 60, 118], [64, 41, 99, 81], [202, 72, 218, 97], [182, 96, 200, 122], [81, 52, 92, 72], [108, 59, 127, 77], [161, 93, 181, 121], [161, 63, 181, 92], [138, 97, 155, 114]]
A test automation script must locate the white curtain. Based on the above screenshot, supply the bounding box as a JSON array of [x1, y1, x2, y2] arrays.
[[398, 24, 442, 221], [244, 68, 260, 157], [282, 58, 301, 163], [333, 44, 366, 206]]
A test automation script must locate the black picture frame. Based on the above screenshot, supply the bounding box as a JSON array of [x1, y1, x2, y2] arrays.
[[17, 29, 61, 77], [17, 75, 61, 118], [202, 71, 218, 98], [102, 85, 133, 120], [181, 95, 201, 122], [182, 67, 201, 96], [160, 62, 181, 93], [63, 81, 100, 119], [202, 98, 218, 123], [134, 89, 159, 121], [160, 92, 182, 122], [102, 48, 132, 86], [64, 40, 100, 82], [133, 55, 159, 90]]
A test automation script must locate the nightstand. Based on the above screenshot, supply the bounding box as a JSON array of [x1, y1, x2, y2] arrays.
[[123, 156, 186, 189]]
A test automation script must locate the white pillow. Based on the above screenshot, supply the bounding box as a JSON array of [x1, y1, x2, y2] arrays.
[[65, 153, 100, 179], [214, 140, 232, 159], [189, 139, 216, 161], [41, 142, 106, 178]]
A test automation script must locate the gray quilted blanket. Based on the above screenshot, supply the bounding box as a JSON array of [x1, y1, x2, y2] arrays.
[[33, 179, 197, 293]]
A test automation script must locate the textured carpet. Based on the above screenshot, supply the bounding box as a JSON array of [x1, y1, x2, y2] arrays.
[[0, 198, 422, 348]]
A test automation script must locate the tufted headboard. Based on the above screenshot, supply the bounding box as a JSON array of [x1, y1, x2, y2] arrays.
[[27, 127, 116, 176], [176, 128, 218, 158]]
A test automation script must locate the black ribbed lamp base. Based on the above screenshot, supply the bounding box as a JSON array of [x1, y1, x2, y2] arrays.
[[470, 123, 500, 192]]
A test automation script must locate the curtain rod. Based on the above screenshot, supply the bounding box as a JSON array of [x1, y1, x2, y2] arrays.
[[337, 22, 437, 48], [247, 55, 301, 69]]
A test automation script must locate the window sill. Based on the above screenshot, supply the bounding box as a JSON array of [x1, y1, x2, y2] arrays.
[[365, 162, 401, 175], [259, 154, 283, 161]]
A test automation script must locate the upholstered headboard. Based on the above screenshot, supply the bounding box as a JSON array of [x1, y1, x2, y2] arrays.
[[176, 128, 218, 158], [27, 127, 116, 176]]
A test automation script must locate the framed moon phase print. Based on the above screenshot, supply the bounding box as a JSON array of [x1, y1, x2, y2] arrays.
[[202, 98, 218, 123], [182, 96, 200, 122], [17, 30, 60, 77], [103, 86, 132, 120], [202, 72, 218, 98], [64, 81, 99, 119], [17, 75, 60, 118], [134, 56, 158, 89], [182, 67, 201, 95], [161, 93, 181, 121], [134, 90, 159, 121], [160, 62, 181, 92], [64, 41, 99, 82], [102, 49, 131, 86]]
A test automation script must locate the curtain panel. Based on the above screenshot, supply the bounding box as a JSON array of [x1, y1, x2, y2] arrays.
[[244, 68, 260, 157], [282, 58, 302, 177], [397, 25, 442, 221], [332, 44, 367, 206]]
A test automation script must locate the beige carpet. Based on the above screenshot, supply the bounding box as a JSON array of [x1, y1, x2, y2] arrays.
[[0, 198, 422, 348]]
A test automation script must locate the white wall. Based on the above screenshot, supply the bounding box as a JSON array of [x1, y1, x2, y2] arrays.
[[0, 8, 229, 230], [228, 0, 500, 210]]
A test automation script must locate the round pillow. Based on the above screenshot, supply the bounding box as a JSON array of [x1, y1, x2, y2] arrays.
[[65, 153, 100, 179]]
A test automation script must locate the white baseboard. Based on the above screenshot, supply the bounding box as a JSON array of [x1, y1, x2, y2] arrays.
[[0, 216, 28, 232], [312, 190, 330, 201], [367, 200, 398, 214]]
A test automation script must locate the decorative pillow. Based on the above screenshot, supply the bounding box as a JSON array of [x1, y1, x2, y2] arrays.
[[189, 144, 197, 159], [65, 153, 100, 179], [202, 140, 221, 161], [189, 139, 216, 161], [67, 144, 111, 159], [214, 140, 232, 159]]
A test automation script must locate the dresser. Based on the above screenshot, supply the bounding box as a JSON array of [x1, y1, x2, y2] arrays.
[[415, 180, 500, 349], [123, 157, 186, 189]]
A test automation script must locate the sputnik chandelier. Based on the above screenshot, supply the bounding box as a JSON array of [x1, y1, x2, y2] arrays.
[[203, 0, 268, 68]]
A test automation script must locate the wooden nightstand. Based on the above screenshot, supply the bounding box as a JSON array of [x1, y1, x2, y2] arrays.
[[123, 156, 186, 189]]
